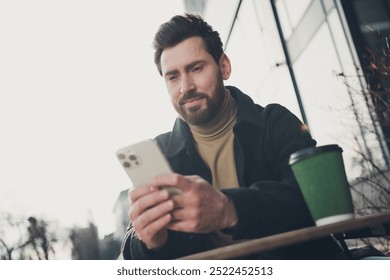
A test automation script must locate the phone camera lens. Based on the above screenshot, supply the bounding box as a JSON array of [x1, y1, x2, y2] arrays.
[[123, 162, 131, 168], [118, 153, 125, 160], [129, 155, 137, 161]]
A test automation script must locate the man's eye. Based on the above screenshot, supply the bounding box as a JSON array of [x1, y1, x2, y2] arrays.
[[192, 66, 202, 72], [166, 75, 178, 81]]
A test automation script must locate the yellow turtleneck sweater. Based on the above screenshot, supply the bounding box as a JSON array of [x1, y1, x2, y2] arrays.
[[189, 89, 239, 190]]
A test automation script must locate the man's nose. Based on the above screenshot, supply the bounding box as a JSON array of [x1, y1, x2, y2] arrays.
[[179, 74, 195, 94]]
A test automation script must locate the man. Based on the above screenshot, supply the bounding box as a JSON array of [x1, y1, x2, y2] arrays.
[[121, 13, 343, 259]]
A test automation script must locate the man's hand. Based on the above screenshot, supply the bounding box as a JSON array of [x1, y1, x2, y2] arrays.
[[149, 174, 238, 233], [129, 185, 174, 250]]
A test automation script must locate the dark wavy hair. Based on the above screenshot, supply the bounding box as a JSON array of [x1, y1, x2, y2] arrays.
[[153, 13, 224, 75]]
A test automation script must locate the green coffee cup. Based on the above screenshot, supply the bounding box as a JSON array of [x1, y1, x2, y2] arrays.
[[289, 145, 354, 226]]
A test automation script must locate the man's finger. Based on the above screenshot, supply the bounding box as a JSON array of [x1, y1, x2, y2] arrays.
[[149, 173, 191, 191], [141, 213, 172, 240], [129, 184, 157, 202], [167, 220, 199, 233], [130, 189, 170, 219], [133, 199, 174, 230]]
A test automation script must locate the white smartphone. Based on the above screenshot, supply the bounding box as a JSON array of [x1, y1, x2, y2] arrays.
[[116, 139, 181, 195]]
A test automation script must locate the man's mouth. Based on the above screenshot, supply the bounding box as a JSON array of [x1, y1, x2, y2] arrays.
[[179, 93, 205, 106], [182, 96, 204, 105]]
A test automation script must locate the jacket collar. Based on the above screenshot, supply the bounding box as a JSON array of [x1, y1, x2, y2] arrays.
[[165, 118, 195, 158], [226, 85, 262, 127], [165, 86, 263, 158]]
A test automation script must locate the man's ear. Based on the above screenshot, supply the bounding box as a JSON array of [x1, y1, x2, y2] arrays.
[[219, 53, 232, 80]]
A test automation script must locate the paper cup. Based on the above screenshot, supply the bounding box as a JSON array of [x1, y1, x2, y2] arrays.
[[289, 145, 354, 226]]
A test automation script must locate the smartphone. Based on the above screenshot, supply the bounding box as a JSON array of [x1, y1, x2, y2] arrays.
[[116, 139, 181, 195]]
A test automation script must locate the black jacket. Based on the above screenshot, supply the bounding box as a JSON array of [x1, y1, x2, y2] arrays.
[[122, 86, 343, 259]]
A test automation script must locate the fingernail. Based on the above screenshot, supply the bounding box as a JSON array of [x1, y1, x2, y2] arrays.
[[160, 190, 168, 198], [166, 200, 174, 209]]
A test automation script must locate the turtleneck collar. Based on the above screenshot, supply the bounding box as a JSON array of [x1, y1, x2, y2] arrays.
[[189, 89, 237, 139]]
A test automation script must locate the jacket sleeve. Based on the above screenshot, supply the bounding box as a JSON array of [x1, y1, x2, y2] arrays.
[[121, 223, 148, 260], [121, 222, 216, 259], [121, 222, 180, 260], [221, 105, 316, 239]]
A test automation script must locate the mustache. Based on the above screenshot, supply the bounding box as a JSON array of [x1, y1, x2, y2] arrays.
[[179, 91, 207, 105]]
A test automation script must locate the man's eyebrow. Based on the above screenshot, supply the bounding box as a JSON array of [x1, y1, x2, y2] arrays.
[[163, 69, 179, 78], [184, 60, 207, 72], [163, 60, 207, 77]]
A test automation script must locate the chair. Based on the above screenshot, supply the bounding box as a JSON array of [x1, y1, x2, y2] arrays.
[[334, 218, 390, 259]]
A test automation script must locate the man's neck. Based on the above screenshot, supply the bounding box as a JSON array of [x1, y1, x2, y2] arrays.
[[189, 89, 237, 138]]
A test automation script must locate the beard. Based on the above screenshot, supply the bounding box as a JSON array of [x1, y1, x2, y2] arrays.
[[178, 88, 225, 125]]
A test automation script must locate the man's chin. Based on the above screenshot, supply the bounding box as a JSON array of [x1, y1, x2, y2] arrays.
[[181, 110, 214, 125]]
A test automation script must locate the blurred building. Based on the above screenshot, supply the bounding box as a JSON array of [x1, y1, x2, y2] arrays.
[[69, 223, 100, 260], [113, 189, 130, 241], [68, 190, 130, 259], [99, 232, 121, 260], [103, 189, 130, 259], [64, 189, 129, 260]]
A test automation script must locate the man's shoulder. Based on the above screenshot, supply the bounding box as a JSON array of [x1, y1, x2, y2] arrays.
[[227, 86, 295, 121], [154, 131, 172, 152], [262, 103, 291, 116], [153, 118, 193, 157]]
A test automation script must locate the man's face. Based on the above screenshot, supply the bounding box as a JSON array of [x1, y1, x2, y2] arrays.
[[160, 36, 231, 125]]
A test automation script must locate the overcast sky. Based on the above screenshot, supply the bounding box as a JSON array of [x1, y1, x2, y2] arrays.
[[0, 0, 187, 237]]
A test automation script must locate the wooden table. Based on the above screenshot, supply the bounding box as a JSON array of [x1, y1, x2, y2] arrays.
[[179, 212, 390, 260]]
